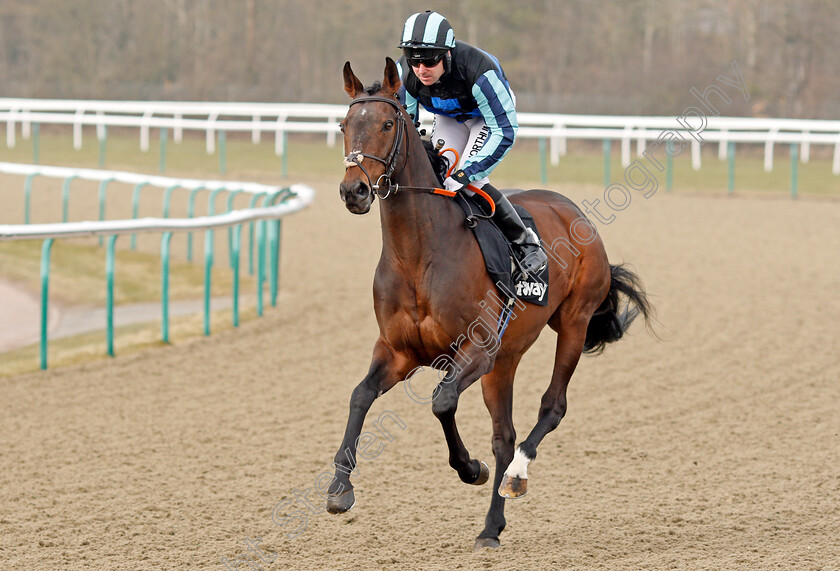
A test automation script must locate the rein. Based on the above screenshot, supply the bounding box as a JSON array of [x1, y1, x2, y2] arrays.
[[343, 94, 495, 216]]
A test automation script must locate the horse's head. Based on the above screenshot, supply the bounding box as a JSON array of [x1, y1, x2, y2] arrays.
[[339, 58, 405, 215]]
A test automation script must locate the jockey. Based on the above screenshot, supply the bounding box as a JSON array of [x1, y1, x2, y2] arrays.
[[396, 10, 547, 277]]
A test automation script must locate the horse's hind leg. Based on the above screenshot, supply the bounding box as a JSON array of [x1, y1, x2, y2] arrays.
[[431, 345, 493, 486], [499, 308, 589, 499], [326, 340, 415, 514], [474, 354, 520, 550]]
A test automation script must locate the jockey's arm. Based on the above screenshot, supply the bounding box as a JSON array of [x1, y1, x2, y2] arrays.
[[395, 60, 419, 123], [461, 70, 519, 182]]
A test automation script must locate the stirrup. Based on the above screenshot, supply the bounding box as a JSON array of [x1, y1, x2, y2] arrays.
[[516, 228, 547, 277], [516, 246, 548, 278]]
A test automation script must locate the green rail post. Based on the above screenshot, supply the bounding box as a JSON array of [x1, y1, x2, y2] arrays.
[[162, 185, 179, 219], [161, 232, 174, 343], [39, 239, 55, 370], [264, 189, 292, 307], [98, 126, 107, 167], [791, 143, 799, 199], [281, 131, 288, 179], [218, 130, 227, 174], [106, 235, 118, 357], [226, 190, 243, 269], [24, 173, 39, 224], [98, 178, 114, 246], [203, 228, 213, 336], [256, 219, 266, 317], [32, 122, 40, 164], [247, 192, 267, 275], [728, 141, 735, 195], [61, 175, 77, 223], [603, 139, 611, 186], [202, 186, 225, 266], [130, 182, 149, 250], [539, 137, 547, 185], [159, 127, 168, 173], [186, 186, 206, 262], [271, 219, 282, 307], [231, 225, 242, 327]]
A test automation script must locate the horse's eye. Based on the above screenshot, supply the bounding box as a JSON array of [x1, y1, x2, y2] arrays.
[[383, 120, 394, 131], [338, 122, 345, 133]]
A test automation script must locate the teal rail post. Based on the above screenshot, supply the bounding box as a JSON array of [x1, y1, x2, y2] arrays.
[[32, 122, 40, 164], [161, 232, 174, 343], [539, 137, 547, 185], [264, 189, 291, 307], [281, 131, 288, 178], [98, 178, 114, 246], [231, 225, 242, 327], [24, 173, 39, 224], [162, 185, 179, 219], [200, 188, 226, 336], [186, 186, 206, 262], [203, 228, 213, 336], [98, 126, 107, 167], [790, 143, 799, 199], [61, 175, 77, 223], [226, 190, 243, 269], [39, 239, 55, 370], [727, 141, 735, 195], [247, 192, 267, 275], [130, 182, 149, 250], [159, 127, 168, 173], [256, 219, 266, 317], [666, 140, 674, 191], [271, 219, 282, 307], [106, 235, 118, 356], [603, 139, 611, 186], [218, 130, 227, 174], [219, 130, 227, 174]]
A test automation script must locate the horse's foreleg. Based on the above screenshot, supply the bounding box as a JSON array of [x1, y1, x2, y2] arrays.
[[499, 314, 587, 499], [431, 347, 492, 486], [474, 355, 519, 550], [326, 341, 412, 514]]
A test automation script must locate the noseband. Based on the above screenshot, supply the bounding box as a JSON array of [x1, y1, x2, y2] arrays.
[[343, 95, 407, 199]]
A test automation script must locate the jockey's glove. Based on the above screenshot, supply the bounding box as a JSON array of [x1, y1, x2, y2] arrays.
[[443, 169, 471, 192]]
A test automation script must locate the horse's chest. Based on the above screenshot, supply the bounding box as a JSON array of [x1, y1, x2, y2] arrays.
[[385, 307, 457, 360]]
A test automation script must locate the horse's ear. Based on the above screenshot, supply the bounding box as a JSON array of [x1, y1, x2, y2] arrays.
[[383, 57, 401, 95], [343, 61, 364, 98]]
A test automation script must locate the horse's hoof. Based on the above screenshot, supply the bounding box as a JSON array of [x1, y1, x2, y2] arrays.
[[326, 489, 356, 514], [471, 461, 490, 486], [498, 474, 527, 498], [474, 537, 501, 551]]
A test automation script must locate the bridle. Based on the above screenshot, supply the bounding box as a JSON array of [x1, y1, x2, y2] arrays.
[[341, 94, 496, 222], [342, 95, 408, 199]]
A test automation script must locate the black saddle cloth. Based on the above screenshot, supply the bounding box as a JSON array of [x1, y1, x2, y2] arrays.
[[453, 191, 549, 306]]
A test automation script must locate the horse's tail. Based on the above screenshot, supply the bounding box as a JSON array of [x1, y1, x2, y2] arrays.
[[583, 264, 654, 355]]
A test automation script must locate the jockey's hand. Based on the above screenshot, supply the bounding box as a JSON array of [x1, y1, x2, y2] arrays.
[[443, 169, 471, 193]]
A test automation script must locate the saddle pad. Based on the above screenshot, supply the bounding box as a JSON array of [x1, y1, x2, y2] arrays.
[[454, 192, 549, 306]]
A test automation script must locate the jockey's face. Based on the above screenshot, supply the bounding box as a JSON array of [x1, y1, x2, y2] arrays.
[[411, 57, 446, 86]]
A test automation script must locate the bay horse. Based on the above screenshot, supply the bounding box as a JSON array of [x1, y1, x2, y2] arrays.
[[328, 58, 653, 550]]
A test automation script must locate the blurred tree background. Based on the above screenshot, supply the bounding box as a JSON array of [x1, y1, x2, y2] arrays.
[[1, 0, 838, 118]]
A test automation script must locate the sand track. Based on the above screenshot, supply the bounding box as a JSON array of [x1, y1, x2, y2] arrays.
[[1, 178, 838, 570]]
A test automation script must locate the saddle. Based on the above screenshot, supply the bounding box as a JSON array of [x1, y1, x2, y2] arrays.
[[453, 191, 549, 306]]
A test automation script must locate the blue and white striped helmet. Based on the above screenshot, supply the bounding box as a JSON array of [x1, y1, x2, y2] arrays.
[[398, 11, 455, 50]]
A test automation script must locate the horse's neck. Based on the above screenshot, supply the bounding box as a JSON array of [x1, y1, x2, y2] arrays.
[[378, 136, 463, 268]]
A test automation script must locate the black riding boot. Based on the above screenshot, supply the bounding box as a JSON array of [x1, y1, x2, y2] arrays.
[[480, 183, 548, 277]]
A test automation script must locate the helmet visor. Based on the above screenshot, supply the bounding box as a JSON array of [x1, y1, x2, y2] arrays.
[[403, 47, 447, 68]]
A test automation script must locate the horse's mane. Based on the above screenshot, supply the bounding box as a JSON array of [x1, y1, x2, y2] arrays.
[[422, 139, 449, 185], [362, 82, 450, 185]]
